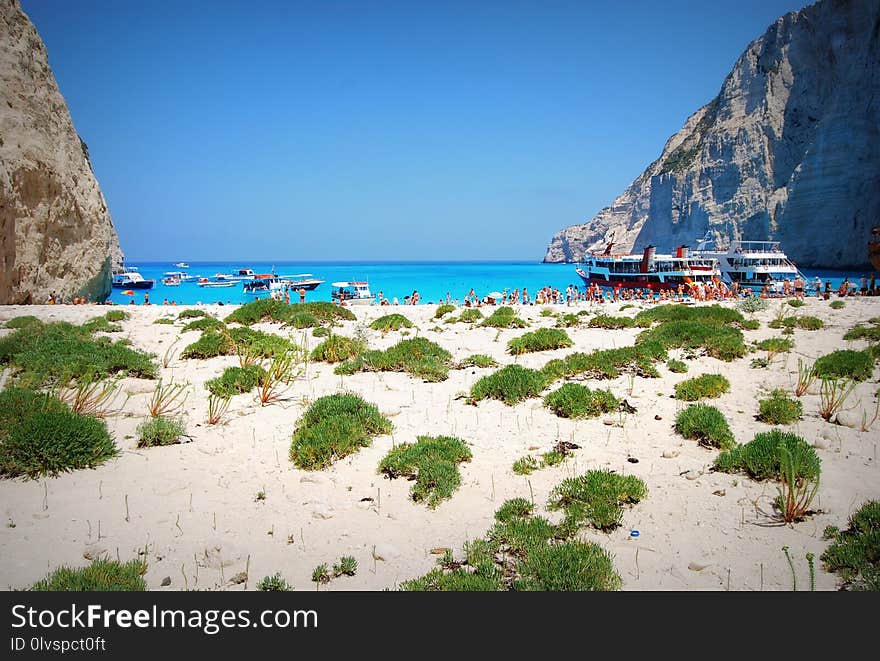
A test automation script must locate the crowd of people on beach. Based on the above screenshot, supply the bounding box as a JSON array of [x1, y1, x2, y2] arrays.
[[41, 272, 880, 307]]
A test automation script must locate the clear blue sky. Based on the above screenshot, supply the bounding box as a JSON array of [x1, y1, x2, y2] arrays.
[[22, 0, 808, 262]]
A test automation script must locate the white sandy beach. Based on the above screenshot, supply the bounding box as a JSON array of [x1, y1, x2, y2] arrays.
[[0, 296, 878, 591]]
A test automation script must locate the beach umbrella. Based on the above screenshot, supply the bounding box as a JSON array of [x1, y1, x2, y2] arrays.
[[121, 290, 135, 295], [488, 291, 503, 299]]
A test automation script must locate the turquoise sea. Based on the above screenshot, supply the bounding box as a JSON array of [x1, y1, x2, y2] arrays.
[[108, 261, 869, 306]]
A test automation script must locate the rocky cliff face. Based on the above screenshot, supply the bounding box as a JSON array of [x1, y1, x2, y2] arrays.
[[544, 0, 880, 270], [0, 0, 122, 304]]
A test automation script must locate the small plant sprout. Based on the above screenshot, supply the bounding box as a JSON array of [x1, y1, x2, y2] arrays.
[[795, 359, 816, 397], [255, 489, 266, 502], [161, 338, 180, 369], [818, 377, 857, 422], [775, 441, 820, 523], [147, 379, 190, 417], [55, 372, 122, 418], [257, 349, 304, 405], [333, 556, 357, 577], [311, 564, 330, 588], [256, 573, 293, 591], [206, 394, 231, 425]]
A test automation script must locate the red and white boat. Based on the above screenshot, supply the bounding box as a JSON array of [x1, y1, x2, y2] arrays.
[[330, 281, 374, 305], [576, 243, 721, 291]]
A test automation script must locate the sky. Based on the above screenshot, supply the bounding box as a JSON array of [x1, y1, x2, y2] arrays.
[[22, 0, 809, 262]]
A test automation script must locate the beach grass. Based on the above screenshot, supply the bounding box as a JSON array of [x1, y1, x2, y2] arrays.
[[310, 335, 366, 363], [181, 316, 226, 333], [469, 364, 548, 405], [674, 403, 736, 449], [544, 383, 619, 418], [0, 319, 157, 386], [289, 393, 392, 470], [361, 337, 452, 382], [378, 435, 472, 508], [480, 307, 527, 328], [0, 387, 118, 479], [548, 470, 647, 532], [673, 374, 730, 401], [814, 349, 874, 382], [507, 328, 573, 355], [205, 364, 266, 398], [136, 415, 186, 447], [456, 354, 499, 369], [29, 558, 147, 591], [666, 358, 688, 373], [821, 500, 880, 591], [369, 313, 413, 332], [757, 389, 803, 425], [714, 429, 820, 482], [256, 573, 294, 591]]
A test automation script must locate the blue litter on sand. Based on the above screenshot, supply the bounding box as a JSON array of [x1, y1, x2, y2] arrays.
[[630, 530, 640, 538]]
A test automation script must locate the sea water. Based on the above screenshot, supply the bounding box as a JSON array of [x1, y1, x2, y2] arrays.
[[108, 261, 869, 306]]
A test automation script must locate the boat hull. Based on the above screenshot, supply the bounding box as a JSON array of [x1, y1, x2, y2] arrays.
[[287, 280, 323, 291], [112, 280, 154, 289], [576, 270, 707, 292]]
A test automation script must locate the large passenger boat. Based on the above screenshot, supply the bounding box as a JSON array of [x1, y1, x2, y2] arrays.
[[576, 243, 721, 291], [692, 237, 806, 292]]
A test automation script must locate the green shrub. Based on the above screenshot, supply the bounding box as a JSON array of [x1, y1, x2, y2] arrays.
[[287, 312, 320, 329], [755, 337, 795, 356], [548, 470, 647, 531], [400, 567, 503, 592], [674, 374, 730, 401], [457, 354, 498, 369], [544, 383, 619, 418], [136, 416, 186, 447], [291, 302, 356, 323], [821, 500, 880, 591], [182, 316, 226, 333], [814, 350, 874, 382], [637, 321, 746, 361], [788, 299, 806, 308], [312, 326, 330, 337], [256, 573, 293, 591], [362, 338, 452, 382], [481, 307, 527, 328], [757, 389, 803, 425], [514, 540, 622, 591], [105, 310, 129, 322], [508, 328, 573, 355], [370, 314, 413, 332], [153, 317, 175, 325], [844, 324, 880, 342], [0, 321, 157, 386], [4, 315, 41, 329], [512, 456, 540, 475], [446, 308, 483, 324], [740, 319, 761, 330], [829, 300, 845, 310], [177, 309, 207, 320], [228, 327, 294, 358], [378, 435, 472, 508], [434, 304, 456, 319], [80, 316, 122, 334], [796, 316, 824, 330], [205, 364, 267, 398], [714, 429, 820, 481], [674, 404, 735, 449], [180, 330, 234, 359], [736, 298, 769, 313], [30, 558, 147, 591], [634, 304, 745, 327], [290, 393, 392, 470], [589, 314, 637, 329], [487, 514, 558, 555], [548, 342, 667, 381], [555, 314, 580, 328], [333, 357, 364, 375], [667, 359, 688, 373], [224, 299, 291, 325], [494, 498, 534, 523], [311, 335, 366, 363], [0, 388, 118, 478], [470, 365, 547, 405]]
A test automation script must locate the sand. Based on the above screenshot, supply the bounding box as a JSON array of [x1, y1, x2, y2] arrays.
[[0, 296, 878, 591]]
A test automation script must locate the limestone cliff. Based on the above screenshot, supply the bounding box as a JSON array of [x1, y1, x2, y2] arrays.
[[0, 0, 122, 304], [544, 0, 880, 270]]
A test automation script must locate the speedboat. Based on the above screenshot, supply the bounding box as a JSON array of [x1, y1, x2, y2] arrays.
[[283, 273, 324, 291], [243, 274, 287, 294], [692, 236, 807, 292], [576, 242, 721, 291], [330, 281, 374, 305], [112, 271, 155, 289], [213, 273, 236, 281], [198, 278, 235, 288], [173, 262, 189, 268]]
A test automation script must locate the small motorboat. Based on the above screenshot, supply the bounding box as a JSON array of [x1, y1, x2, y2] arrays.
[[173, 262, 190, 268], [112, 271, 155, 289], [330, 281, 375, 305], [284, 273, 325, 291]]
